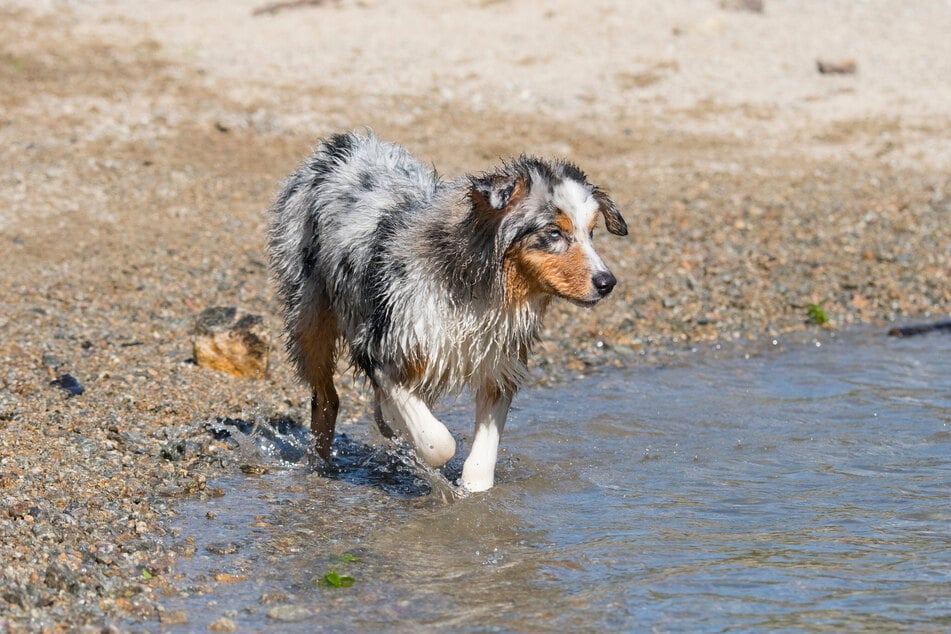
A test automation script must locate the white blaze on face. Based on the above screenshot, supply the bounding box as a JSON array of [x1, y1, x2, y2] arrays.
[[552, 179, 609, 274]]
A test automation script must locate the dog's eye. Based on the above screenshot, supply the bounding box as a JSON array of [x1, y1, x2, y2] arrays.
[[588, 228, 595, 240], [547, 228, 566, 241]]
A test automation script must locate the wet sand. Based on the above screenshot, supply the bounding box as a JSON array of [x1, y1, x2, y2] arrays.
[[0, 1, 948, 628]]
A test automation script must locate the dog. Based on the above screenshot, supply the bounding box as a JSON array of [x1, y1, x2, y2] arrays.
[[267, 132, 627, 492]]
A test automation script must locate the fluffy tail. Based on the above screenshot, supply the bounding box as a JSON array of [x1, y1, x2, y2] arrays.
[[267, 133, 359, 378]]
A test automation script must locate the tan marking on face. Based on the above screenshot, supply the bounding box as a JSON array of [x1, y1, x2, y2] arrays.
[[502, 248, 544, 307], [554, 211, 574, 236], [503, 241, 597, 306], [555, 209, 597, 240]]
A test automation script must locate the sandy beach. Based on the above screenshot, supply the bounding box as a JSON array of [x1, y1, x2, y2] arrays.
[[1, 0, 949, 628]]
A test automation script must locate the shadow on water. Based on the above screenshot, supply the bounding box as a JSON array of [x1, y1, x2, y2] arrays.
[[161, 325, 951, 632], [209, 417, 463, 500]]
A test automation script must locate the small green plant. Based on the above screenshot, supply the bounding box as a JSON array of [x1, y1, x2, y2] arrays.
[[806, 299, 829, 325], [336, 553, 360, 563], [315, 570, 355, 588], [141, 568, 153, 580]]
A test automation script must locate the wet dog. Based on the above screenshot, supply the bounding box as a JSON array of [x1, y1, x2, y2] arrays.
[[268, 132, 627, 491]]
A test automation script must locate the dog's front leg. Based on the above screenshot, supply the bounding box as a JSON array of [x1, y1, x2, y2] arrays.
[[375, 373, 457, 468], [461, 383, 513, 492]]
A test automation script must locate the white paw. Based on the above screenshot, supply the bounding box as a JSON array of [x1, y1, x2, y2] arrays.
[[461, 461, 495, 492]]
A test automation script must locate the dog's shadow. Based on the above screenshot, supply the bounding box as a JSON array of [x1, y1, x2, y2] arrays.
[[208, 417, 463, 499]]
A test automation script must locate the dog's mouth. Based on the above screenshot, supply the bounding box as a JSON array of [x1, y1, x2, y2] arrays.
[[566, 296, 601, 308]]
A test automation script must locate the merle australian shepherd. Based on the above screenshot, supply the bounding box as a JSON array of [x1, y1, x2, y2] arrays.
[[268, 132, 627, 492]]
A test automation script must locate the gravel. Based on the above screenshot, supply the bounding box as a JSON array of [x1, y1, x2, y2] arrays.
[[0, 1, 948, 630]]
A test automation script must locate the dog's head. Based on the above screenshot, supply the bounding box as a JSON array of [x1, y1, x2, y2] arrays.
[[469, 157, 627, 307]]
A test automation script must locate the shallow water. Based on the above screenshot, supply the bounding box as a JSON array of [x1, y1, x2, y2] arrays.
[[162, 326, 951, 632]]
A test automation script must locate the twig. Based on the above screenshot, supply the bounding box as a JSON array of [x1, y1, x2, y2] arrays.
[[252, 0, 326, 17], [887, 320, 951, 337]]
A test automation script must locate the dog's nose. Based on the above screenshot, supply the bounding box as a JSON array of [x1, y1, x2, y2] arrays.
[[592, 270, 617, 297]]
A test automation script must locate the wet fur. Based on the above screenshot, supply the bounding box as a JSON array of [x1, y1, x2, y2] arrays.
[[268, 132, 627, 491]]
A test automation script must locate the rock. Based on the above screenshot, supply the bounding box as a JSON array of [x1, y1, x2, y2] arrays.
[[719, 0, 763, 12], [159, 609, 189, 626], [50, 373, 85, 397], [160, 438, 207, 462], [32, 521, 62, 542], [41, 354, 65, 370], [192, 306, 270, 379], [817, 58, 857, 74], [207, 617, 237, 632], [3, 583, 44, 609], [93, 542, 117, 565], [44, 563, 80, 593], [206, 542, 240, 555], [259, 592, 291, 604], [267, 605, 315, 622], [0, 388, 17, 420], [8, 501, 30, 519]]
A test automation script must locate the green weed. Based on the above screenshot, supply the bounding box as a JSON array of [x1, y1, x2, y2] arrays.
[[315, 570, 355, 589], [806, 300, 829, 325]]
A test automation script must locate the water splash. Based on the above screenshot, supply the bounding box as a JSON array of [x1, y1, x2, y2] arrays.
[[208, 416, 465, 502]]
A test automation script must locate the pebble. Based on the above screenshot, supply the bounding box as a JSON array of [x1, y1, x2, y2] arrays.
[[44, 563, 80, 594], [207, 616, 238, 631], [159, 609, 189, 626], [50, 373, 85, 397], [212, 573, 248, 584], [206, 542, 240, 555], [817, 58, 858, 74], [41, 354, 65, 369], [719, 0, 764, 12], [267, 605, 316, 622]]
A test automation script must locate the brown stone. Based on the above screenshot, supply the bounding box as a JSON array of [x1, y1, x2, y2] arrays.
[[192, 307, 270, 379], [817, 58, 857, 74], [159, 609, 189, 626]]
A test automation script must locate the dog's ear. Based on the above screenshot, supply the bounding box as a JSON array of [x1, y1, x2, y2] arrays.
[[594, 189, 628, 236], [470, 173, 526, 212]]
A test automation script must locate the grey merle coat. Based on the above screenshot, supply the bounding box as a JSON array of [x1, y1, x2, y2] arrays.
[[268, 132, 627, 491]]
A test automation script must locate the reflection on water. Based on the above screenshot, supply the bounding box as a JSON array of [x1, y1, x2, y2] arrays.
[[162, 326, 951, 631]]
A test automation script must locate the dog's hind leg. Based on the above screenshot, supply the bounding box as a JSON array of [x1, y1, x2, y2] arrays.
[[297, 309, 340, 462], [461, 382, 513, 492], [375, 374, 456, 468]]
